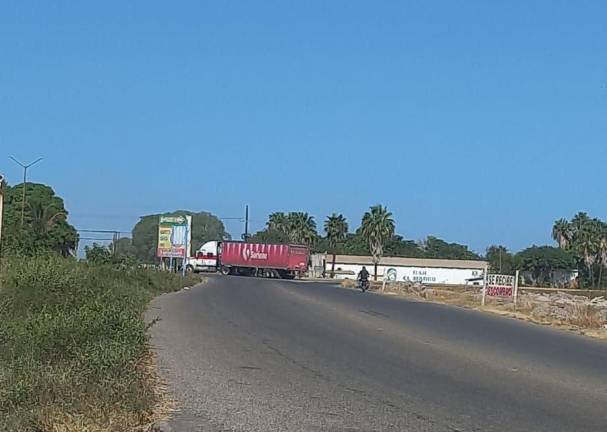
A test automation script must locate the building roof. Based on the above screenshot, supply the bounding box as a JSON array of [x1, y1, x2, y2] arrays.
[[329, 254, 487, 270]]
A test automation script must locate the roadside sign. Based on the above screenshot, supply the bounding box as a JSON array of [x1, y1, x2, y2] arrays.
[[157, 215, 192, 258], [482, 271, 520, 306]]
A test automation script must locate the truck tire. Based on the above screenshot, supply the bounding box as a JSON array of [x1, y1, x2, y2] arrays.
[[220, 266, 231, 276], [186, 265, 195, 274]]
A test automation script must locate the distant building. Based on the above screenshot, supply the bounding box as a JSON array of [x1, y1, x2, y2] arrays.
[[520, 269, 578, 288], [325, 255, 488, 286]]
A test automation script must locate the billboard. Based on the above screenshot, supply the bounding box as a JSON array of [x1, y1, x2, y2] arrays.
[[486, 274, 515, 297], [482, 271, 520, 306], [157, 215, 192, 258]]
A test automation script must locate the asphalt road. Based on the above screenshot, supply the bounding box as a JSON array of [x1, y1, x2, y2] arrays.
[[148, 276, 607, 432]]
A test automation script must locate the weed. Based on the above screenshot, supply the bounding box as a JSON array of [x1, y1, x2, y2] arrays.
[[0, 256, 197, 432]]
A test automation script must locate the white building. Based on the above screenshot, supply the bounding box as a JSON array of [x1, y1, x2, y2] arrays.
[[325, 255, 488, 286]]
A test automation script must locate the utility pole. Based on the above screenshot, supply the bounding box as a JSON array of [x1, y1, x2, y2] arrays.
[[244, 205, 249, 242], [499, 248, 502, 273], [9, 157, 43, 226]]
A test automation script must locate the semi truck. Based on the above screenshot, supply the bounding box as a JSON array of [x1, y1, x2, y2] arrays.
[[185, 241, 309, 279]]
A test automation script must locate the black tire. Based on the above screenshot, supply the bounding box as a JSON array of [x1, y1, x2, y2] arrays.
[[220, 266, 231, 276], [186, 265, 195, 274]]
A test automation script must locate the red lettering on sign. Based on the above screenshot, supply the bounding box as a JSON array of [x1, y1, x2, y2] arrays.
[[486, 286, 513, 297]]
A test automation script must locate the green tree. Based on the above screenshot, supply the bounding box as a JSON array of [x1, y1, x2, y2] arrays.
[[1, 182, 78, 256], [575, 220, 601, 287], [249, 228, 290, 244], [486, 245, 515, 274], [383, 235, 423, 258], [286, 212, 317, 245], [360, 205, 395, 280], [132, 211, 228, 263], [421, 236, 481, 260], [341, 233, 370, 255], [254, 212, 318, 246], [324, 213, 348, 277], [515, 246, 576, 286], [558, 213, 606, 287], [267, 212, 289, 234], [113, 237, 136, 258], [598, 229, 607, 291], [85, 243, 112, 265], [552, 218, 571, 249]]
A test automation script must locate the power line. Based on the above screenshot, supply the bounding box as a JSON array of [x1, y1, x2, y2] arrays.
[[77, 229, 130, 234]]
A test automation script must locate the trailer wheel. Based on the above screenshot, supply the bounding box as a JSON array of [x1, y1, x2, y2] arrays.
[[220, 266, 231, 276]]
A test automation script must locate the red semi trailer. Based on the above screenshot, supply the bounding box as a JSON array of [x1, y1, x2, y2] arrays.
[[218, 241, 309, 279]]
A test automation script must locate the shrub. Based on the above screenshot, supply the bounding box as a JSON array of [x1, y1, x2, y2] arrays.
[[0, 255, 197, 431]]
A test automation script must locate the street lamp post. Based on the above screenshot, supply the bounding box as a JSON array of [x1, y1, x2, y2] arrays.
[[9, 157, 43, 226]]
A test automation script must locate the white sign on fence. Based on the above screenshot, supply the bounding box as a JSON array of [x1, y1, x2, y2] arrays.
[[482, 271, 520, 306]]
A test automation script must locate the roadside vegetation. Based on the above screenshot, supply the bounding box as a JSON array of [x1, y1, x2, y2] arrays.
[[485, 213, 607, 289], [0, 256, 196, 432], [0, 180, 197, 431], [1, 177, 605, 430], [122, 203, 607, 290]]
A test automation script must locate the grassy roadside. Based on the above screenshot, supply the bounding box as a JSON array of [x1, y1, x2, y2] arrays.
[[341, 279, 607, 340], [0, 256, 198, 432]]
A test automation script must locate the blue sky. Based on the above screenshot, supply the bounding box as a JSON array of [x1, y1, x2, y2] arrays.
[[1, 1, 606, 254]]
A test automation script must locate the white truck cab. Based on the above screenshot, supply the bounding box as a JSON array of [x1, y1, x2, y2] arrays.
[[185, 241, 219, 273]]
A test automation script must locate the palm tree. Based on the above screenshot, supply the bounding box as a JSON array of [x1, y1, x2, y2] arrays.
[[570, 212, 590, 239], [29, 201, 71, 255], [360, 205, 395, 280], [30, 201, 66, 235], [575, 220, 601, 287], [552, 218, 571, 249], [268, 212, 288, 233], [597, 224, 607, 292], [324, 213, 348, 277], [287, 212, 317, 245]]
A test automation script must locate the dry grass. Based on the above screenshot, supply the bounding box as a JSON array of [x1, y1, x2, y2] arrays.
[[340, 279, 607, 339], [568, 304, 604, 329], [340, 278, 357, 289], [0, 256, 196, 432]]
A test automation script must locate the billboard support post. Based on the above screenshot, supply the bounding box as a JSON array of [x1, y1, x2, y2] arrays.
[[482, 267, 488, 306], [514, 270, 520, 309], [182, 217, 190, 277]]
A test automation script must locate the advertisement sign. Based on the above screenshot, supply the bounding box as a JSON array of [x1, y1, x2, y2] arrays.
[[378, 266, 484, 285], [486, 274, 515, 297], [482, 271, 520, 306], [157, 215, 192, 258]]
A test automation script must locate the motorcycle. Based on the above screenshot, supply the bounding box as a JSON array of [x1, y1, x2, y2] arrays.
[[358, 279, 369, 292]]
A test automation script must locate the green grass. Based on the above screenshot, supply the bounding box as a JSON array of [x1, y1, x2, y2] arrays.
[[0, 256, 197, 432]]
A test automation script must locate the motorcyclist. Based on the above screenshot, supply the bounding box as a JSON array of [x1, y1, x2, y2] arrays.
[[358, 266, 370, 291]]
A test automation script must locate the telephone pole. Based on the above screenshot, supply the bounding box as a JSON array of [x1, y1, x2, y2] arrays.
[[9, 157, 43, 226], [244, 205, 249, 242]]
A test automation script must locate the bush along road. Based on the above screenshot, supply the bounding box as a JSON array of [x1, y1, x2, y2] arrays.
[[0, 255, 197, 432]]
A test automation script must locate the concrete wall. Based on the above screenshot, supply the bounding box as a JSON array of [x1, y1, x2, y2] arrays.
[[329, 262, 484, 285]]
